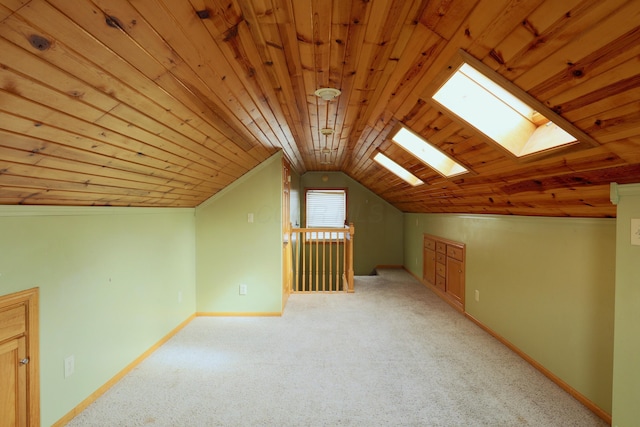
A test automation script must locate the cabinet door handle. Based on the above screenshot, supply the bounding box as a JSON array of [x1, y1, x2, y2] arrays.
[[19, 358, 29, 366]]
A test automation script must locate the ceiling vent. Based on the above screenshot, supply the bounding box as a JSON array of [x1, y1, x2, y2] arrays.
[[314, 88, 341, 101]]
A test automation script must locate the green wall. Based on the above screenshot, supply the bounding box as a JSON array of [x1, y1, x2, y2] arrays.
[[403, 213, 615, 414], [0, 153, 625, 425], [300, 172, 404, 275], [195, 153, 283, 314], [611, 183, 640, 427], [0, 206, 196, 427]]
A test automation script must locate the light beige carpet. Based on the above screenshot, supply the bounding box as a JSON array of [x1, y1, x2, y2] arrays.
[[67, 269, 607, 426]]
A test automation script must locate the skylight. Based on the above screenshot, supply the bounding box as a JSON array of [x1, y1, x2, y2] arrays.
[[391, 127, 468, 178], [430, 51, 595, 159], [373, 152, 424, 186]]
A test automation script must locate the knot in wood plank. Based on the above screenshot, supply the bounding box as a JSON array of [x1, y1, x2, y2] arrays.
[[196, 10, 210, 19], [28, 35, 51, 51], [223, 24, 239, 42], [105, 15, 125, 31]]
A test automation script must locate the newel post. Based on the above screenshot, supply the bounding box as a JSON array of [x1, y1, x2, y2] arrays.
[[347, 223, 355, 293]]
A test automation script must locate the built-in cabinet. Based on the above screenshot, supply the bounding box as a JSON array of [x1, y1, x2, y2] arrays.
[[423, 234, 465, 311]]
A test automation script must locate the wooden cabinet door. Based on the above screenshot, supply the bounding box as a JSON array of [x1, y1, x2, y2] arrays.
[[446, 257, 464, 304], [423, 248, 436, 285], [0, 335, 27, 427], [0, 289, 38, 427]]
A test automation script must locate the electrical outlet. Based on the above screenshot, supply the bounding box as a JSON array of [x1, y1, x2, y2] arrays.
[[64, 355, 75, 378], [248, 213, 254, 223], [632, 218, 640, 245], [178, 291, 182, 303], [475, 290, 480, 302], [239, 284, 247, 295]]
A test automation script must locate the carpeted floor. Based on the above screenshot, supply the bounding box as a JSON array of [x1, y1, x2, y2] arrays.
[[67, 268, 608, 426]]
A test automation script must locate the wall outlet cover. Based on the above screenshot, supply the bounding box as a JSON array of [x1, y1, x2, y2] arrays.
[[631, 219, 640, 246], [64, 355, 75, 378]]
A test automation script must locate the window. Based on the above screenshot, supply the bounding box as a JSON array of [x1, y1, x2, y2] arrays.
[[372, 152, 424, 186], [429, 50, 597, 160], [306, 189, 346, 228], [390, 127, 468, 178]]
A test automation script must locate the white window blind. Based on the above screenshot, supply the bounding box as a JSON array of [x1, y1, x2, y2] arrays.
[[306, 189, 346, 228]]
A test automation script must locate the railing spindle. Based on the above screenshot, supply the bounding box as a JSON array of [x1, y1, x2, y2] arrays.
[[321, 231, 326, 292], [294, 231, 299, 292], [329, 234, 334, 292], [303, 230, 307, 292]]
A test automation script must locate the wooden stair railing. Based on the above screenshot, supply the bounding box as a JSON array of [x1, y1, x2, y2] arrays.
[[289, 223, 355, 293]]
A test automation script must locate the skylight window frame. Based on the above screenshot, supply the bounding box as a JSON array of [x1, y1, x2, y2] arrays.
[[372, 151, 424, 187], [389, 125, 472, 180], [425, 50, 599, 162]]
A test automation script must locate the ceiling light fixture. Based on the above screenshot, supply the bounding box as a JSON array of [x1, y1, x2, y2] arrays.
[[319, 150, 333, 164], [314, 88, 341, 101], [320, 128, 335, 136]]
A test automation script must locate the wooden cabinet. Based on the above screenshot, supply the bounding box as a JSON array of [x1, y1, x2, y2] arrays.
[[422, 234, 466, 311], [423, 237, 436, 285]]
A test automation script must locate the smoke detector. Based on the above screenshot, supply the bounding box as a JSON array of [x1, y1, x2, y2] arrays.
[[314, 88, 341, 101]]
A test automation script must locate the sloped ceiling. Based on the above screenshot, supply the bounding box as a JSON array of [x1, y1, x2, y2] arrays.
[[1, 0, 639, 217]]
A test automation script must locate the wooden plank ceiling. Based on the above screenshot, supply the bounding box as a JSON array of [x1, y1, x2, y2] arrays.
[[1, 0, 639, 217]]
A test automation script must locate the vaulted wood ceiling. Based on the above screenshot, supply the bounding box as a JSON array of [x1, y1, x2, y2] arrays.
[[1, 0, 639, 217]]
